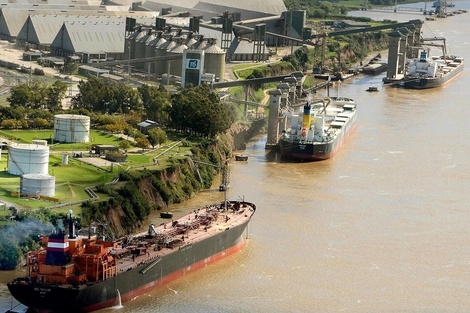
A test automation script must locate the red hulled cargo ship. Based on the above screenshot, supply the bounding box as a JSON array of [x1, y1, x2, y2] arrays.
[[7, 200, 256, 312]]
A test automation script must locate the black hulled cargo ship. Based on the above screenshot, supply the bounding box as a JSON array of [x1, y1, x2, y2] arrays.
[[394, 51, 463, 89], [383, 35, 464, 89], [279, 97, 357, 161], [7, 201, 256, 312]]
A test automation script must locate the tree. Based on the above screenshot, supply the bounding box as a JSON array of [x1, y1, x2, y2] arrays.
[[119, 140, 131, 151], [72, 77, 144, 115], [135, 137, 150, 152], [7, 84, 34, 108], [63, 60, 79, 75], [147, 127, 167, 148], [138, 84, 170, 124], [0, 119, 20, 129], [0, 235, 20, 270], [0, 106, 26, 120], [32, 117, 50, 129], [46, 81, 68, 112], [8, 81, 67, 111], [71, 77, 108, 112], [168, 85, 231, 138]]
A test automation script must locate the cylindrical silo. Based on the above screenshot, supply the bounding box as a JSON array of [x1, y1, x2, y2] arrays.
[[125, 26, 145, 60], [8, 144, 49, 175], [146, 31, 165, 74], [20, 173, 55, 197], [185, 32, 197, 49], [168, 41, 187, 77], [204, 39, 226, 82], [53, 114, 90, 143], [135, 29, 153, 69], [155, 36, 176, 75], [192, 36, 207, 50]]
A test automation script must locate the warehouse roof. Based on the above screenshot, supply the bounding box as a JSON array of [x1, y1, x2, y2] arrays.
[[51, 21, 126, 54]]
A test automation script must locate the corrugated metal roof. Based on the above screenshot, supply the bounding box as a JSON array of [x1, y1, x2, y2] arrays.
[[229, 38, 262, 55], [140, 0, 285, 22], [0, 7, 156, 38], [52, 21, 126, 53], [18, 14, 125, 44]]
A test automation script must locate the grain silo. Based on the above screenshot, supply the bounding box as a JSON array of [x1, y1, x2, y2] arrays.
[[146, 31, 165, 73], [185, 32, 198, 49], [20, 173, 56, 197], [125, 26, 147, 60], [155, 36, 176, 75], [204, 39, 226, 82], [53, 114, 90, 143], [135, 29, 154, 69], [8, 144, 49, 175], [192, 36, 207, 50], [168, 40, 187, 76]]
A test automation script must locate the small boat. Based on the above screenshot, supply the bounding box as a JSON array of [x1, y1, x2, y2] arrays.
[[366, 86, 379, 92], [425, 16, 436, 21], [235, 154, 248, 161], [160, 211, 173, 219]]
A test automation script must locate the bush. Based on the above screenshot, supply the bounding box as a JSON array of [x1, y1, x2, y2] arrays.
[[33, 68, 45, 76]]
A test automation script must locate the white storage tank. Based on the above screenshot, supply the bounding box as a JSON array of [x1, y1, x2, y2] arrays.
[[54, 114, 90, 143], [21, 173, 55, 197], [32, 139, 47, 146], [8, 144, 49, 175], [62, 153, 69, 165]]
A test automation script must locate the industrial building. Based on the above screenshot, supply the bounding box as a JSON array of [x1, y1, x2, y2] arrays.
[[0, 0, 310, 85]]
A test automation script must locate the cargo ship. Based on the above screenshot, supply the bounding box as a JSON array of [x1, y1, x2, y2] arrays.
[[7, 201, 256, 312], [395, 51, 464, 89], [279, 96, 357, 161]]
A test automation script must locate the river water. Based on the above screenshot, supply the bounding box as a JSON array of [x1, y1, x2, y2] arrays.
[[2, 3, 470, 312]]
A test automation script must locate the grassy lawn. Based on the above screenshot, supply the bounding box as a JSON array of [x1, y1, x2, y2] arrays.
[[0, 129, 125, 151], [0, 129, 197, 211], [0, 153, 114, 208]]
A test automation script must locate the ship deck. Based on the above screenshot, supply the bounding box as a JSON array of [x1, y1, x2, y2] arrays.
[[112, 202, 254, 273]]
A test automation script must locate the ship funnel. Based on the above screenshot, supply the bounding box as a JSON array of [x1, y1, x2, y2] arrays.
[[45, 233, 71, 266], [302, 102, 312, 138]]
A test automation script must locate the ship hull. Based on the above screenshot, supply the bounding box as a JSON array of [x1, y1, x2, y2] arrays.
[[279, 112, 357, 161], [398, 59, 464, 89], [8, 220, 251, 313]]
